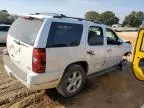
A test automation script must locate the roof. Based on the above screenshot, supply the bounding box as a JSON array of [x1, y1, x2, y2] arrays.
[[23, 13, 104, 25]]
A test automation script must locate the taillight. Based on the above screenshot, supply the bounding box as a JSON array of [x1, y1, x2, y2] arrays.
[[32, 48, 46, 73]]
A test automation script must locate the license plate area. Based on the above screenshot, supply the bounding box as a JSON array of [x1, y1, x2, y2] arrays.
[[8, 40, 20, 62]]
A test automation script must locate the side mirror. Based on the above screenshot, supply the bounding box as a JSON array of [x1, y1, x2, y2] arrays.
[[124, 41, 131, 44], [117, 39, 123, 45]]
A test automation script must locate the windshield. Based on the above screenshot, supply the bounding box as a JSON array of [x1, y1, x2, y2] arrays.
[[9, 17, 43, 45]]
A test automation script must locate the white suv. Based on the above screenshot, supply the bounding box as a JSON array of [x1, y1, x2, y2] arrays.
[[3, 13, 132, 97]]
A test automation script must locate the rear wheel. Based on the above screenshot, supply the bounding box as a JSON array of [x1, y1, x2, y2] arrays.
[[57, 64, 86, 97]]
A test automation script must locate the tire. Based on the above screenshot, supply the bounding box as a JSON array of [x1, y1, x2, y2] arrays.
[[56, 64, 86, 97], [118, 59, 128, 71]]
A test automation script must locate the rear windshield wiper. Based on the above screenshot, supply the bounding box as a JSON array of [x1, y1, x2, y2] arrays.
[[13, 40, 20, 45], [13, 40, 29, 47]]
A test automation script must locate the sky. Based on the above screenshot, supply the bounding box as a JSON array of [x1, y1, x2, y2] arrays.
[[0, 0, 144, 23]]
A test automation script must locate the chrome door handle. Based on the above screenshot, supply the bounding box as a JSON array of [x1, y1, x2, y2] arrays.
[[107, 49, 112, 52], [87, 50, 95, 56]]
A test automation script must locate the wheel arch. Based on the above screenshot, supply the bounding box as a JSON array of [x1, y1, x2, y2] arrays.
[[63, 61, 89, 76], [124, 52, 132, 56]]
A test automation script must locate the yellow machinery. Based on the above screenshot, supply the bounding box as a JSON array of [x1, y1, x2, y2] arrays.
[[132, 29, 144, 80]]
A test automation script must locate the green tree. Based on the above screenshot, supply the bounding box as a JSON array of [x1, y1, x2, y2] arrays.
[[85, 11, 119, 25], [0, 10, 16, 24], [0, 10, 9, 23], [85, 11, 100, 21], [123, 11, 144, 27], [100, 11, 119, 26]]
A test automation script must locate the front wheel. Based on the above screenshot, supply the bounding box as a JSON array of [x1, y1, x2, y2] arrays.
[[56, 64, 86, 97], [119, 59, 129, 71]]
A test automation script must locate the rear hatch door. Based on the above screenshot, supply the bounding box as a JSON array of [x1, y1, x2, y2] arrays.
[[7, 17, 44, 70]]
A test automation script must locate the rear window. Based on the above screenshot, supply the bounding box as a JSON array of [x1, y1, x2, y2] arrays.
[[9, 18, 43, 45], [46, 22, 83, 48], [0, 26, 10, 32]]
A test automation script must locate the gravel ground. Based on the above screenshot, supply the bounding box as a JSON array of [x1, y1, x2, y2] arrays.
[[0, 44, 64, 108], [1, 33, 144, 108]]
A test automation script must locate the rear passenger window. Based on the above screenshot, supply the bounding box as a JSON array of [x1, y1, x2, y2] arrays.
[[88, 26, 103, 45], [47, 22, 83, 48]]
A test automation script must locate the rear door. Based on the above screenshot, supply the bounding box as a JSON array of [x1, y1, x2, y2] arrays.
[[7, 17, 44, 70], [86, 25, 105, 74], [45, 20, 85, 74]]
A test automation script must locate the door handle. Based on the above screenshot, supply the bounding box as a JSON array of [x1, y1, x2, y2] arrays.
[[107, 49, 112, 52], [87, 50, 95, 56]]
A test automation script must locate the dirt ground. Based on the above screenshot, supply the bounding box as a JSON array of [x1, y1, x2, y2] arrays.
[[1, 32, 144, 108]]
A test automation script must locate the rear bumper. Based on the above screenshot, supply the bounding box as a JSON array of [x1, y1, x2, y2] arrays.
[[3, 54, 60, 90]]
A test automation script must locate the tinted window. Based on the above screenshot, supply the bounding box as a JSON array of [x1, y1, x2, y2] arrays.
[[106, 28, 118, 45], [88, 26, 103, 45], [9, 18, 43, 45], [47, 22, 83, 48], [0, 26, 10, 32]]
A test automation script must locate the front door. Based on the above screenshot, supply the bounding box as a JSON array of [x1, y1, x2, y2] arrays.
[[104, 28, 122, 68], [86, 25, 105, 74]]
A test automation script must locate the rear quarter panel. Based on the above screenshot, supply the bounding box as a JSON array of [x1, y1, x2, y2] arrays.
[[39, 18, 87, 77]]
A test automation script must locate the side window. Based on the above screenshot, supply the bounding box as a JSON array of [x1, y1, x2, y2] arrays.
[[0, 26, 10, 32], [88, 26, 103, 46], [47, 22, 83, 48], [106, 28, 118, 45]]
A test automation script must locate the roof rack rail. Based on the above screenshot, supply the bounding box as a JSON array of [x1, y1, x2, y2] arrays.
[[53, 14, 102, 24], [32, 12, 64, 17], [33, 13, 102, 24]]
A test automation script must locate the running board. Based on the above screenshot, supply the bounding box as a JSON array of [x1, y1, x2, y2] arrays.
[[87, 65, 118, 79]]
